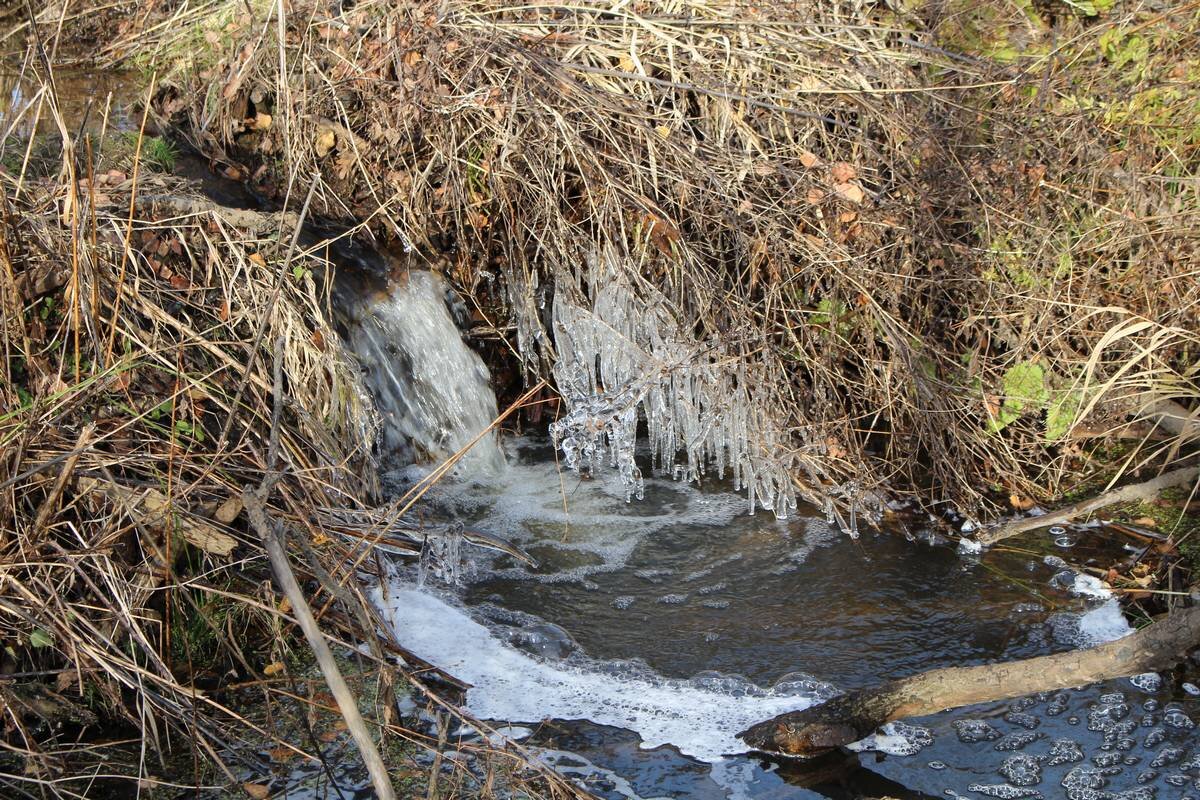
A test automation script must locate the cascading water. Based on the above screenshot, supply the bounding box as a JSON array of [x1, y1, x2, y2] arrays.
[[341, 270, 506, 475]]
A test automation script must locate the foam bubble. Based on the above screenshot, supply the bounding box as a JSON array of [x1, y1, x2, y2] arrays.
[[375, 585, 825, 761]]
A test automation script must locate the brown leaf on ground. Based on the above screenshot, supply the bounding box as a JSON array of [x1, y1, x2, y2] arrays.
[[214, 495, 243, 524], [833, 182, 865, 205], [800, 151, 820, 168], [314, 129, 336, 157], [830, 162, 856, 183], [242, 783, 270, 799]]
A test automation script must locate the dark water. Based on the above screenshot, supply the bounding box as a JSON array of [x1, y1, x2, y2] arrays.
[[392, 437, 1200, 800]]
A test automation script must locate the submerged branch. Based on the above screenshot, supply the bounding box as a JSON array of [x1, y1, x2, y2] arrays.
[[740, 605, 1200, 758]]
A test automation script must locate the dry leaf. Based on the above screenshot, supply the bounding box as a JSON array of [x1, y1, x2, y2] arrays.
[[799, 151, 820, 168], [1008, 493, 1035, 511], [805, 187, 825, 204], [278, 596, 291, 615], [78, 477, 238, 556], [267, 746, 295, 762], [1132, 516, 1158, 528], [314, 129, 336, 157], [250, 112, 272, 131], [243, 783, 270, 800], [214, 496, 243, 524], [263, 661, 286, 676], [833, 182, 865, 205], [830, 162, 857, 183], [312, 531, 331, 546]]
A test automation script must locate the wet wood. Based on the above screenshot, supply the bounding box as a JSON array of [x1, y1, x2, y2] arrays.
[[976, 465, 1199, 546], [740, 605, 1200, 757]]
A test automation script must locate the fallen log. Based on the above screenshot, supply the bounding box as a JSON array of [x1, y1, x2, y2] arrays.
[[739, 604, 1200, 758], [975, 464, 1199, 546]]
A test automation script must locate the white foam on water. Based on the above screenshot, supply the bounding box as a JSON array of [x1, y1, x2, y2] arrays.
[[1057, 598, 1133, 647], [408, 449, 752, 582], [1080, 600, 1131, 643], [1070, 573, 1112, 599], [375, 585, 823, 762]]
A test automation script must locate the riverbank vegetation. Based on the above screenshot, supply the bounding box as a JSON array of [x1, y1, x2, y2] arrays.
[[3, 0, 1200, 796], [0, 88, 582, 797], [109, 0, 1200, 526]]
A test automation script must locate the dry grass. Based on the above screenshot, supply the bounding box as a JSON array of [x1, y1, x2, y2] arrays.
[[0, 49, 587, 797], [110, 0, 1200, 524]]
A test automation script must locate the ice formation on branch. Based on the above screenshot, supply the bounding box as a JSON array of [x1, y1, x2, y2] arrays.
[[547, 250, 801, 518]]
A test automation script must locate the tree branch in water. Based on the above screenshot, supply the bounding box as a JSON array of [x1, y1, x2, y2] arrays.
[[739, 605, 1200, 758]]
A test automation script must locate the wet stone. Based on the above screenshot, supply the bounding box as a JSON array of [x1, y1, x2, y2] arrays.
[[928, 761, 947, 770], [1093, 751, 1122, 768], [1137, 770, 1158, 784], [999, 754, 1043, 786], [1167, 773, 1191, 786], [954, 719, 1002, 743]]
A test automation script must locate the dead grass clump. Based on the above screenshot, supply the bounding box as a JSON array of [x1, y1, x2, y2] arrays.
[[0, 126, 581, 795], [133, 0, 1199, 525]]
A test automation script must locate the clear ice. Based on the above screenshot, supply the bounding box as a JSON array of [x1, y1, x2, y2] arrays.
[[544, 248, 868, 522]]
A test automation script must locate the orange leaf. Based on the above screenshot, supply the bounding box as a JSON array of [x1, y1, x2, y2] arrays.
[[830, 162, 856, 183], [833, 183, 864, 205], [799, 151, 820, 168]]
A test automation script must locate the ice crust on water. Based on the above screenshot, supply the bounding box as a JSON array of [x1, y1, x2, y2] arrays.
[[544, 249, 874, 526], [374, 584, 830, 762], [344, 271, 505, 474], [410, 449, 749, 584]]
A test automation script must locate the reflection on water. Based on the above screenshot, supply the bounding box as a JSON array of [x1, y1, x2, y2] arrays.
[[0, 66, 136, 139]]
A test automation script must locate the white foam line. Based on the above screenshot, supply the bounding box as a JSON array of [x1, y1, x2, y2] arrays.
[[374, 585, 820, 762]]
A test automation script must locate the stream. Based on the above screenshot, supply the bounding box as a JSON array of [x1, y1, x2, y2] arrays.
[[7, 68, 1200, 800]]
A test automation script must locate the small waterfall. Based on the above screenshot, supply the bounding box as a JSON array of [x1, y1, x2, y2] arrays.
[[342, 270, 506, 475]]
